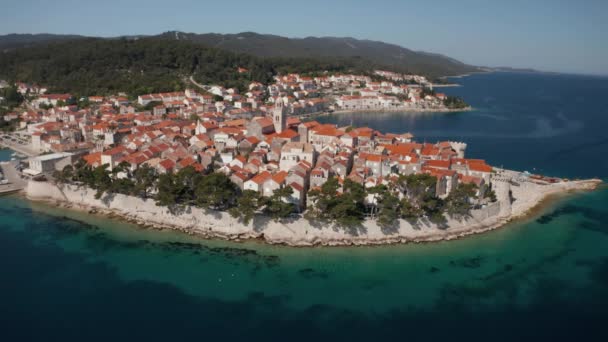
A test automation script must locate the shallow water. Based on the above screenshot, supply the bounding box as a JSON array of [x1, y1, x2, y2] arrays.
[[1, 72, 608, 341], [0, 148, 12, 161]]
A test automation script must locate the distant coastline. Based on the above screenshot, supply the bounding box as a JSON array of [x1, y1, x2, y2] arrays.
[[331, 106, 473, 115], [300, 106, 473, 120]]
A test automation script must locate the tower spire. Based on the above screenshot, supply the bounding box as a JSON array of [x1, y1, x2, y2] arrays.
[[273, 98, 286, 133]]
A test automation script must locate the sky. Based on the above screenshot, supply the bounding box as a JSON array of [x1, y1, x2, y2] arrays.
[[1, 0, 607, 75]]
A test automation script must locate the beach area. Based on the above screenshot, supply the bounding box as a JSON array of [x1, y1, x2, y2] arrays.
[[23, 172, 602, 247]]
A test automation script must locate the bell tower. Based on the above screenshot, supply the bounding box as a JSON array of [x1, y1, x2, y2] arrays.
[[195, 119, 205, 135], [273, 99, 286, 133]]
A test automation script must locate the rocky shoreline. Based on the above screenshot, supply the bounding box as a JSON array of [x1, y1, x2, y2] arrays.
[[22, 175, 602, 247]]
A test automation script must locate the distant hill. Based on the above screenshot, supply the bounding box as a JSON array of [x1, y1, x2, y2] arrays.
[[156, 31, 480, 78], [0, 32, 480, 78], [0, 33, 87, 51], [0, 37, 366, 96]]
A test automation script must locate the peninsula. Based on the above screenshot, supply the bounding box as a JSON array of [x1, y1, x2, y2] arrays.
[[0, 68, 600, 246]]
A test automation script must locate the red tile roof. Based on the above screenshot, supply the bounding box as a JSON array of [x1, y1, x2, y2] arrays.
[[289, 182, 304, 192], [159, 159, 175, 170], [272, 171, 288, 184], [276, 129, 299, 139], [459, 175, 483, 186], [250, 171, 272, 184], [178, 156, 197, 168], [425, 160, 451, 169], [468, 162, 493, 173], [83, 152, 102, 166], [102, 145, 127, 156]]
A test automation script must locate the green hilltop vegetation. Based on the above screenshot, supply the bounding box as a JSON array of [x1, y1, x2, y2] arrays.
[[0, 33, 87, 51], [0, 37, 367, 97], [0, 32, 480, 96], [156, 31, 480, 78]]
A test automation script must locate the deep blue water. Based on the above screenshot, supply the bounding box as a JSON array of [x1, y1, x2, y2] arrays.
[[1, 72, 608, 341]]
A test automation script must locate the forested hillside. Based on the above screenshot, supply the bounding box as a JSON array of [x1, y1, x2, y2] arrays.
[[157, 31, 480, 78], [0, 33, 87, 51], [0, 38, 364, 96], [0, 31, 481, 95]]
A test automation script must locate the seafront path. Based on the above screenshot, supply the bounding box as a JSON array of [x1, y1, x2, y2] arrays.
[[0, 132, 37, 157], [0, 160, 26, 195]]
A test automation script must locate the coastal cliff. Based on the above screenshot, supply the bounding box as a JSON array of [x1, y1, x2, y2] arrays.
[[25, 176, 601, 246]]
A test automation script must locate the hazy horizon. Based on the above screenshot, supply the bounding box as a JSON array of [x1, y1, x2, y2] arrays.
[[1, 0, 607, 76]]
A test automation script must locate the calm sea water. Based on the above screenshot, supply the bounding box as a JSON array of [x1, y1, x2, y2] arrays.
[[2, 72, 608, 341], [0, 148, 12, 161]]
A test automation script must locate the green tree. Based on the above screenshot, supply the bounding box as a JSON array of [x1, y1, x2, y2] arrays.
[[229, 190, 262, 224], [0, 86, 24, 108], [445, 183, 478, 219], [53, 164, 74, 183], [78, 97, 91, 109], [306, 177, 367, 227], [194, 172, 238, 210], [111, 161, 131, 178], [72, 159, 94, 185], [376, 191, 400, 229], [263, 187, 295, 222], [133, 164, 157, 198], [174, 166, 201, 205], [305, 177, 340, 221], [400, 198, 423, 221], [110, 177, 136, 195], [91, 164, 112, 199], [155, 173, 179, 207], [398, 173, 437, 205], [395, 173, 448, 224], [443, 96, 468, 109], [421, 195, 446, 225], [484, 184, 497, 203]]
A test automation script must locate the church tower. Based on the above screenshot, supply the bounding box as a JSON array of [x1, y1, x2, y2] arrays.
[[273, 99, 287, 133], [195, 119, 205, 135]]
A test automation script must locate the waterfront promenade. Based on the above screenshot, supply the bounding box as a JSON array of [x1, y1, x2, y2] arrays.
[[0, 160, 26, 195], [0, 133, 37, 157]]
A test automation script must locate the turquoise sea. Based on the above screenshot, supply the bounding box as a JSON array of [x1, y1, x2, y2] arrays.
[[1, 72, 608, 341], [0, 148, 12, 161]]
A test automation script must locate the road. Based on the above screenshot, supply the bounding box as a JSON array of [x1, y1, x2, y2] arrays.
[[188, 75, 209, 91]]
